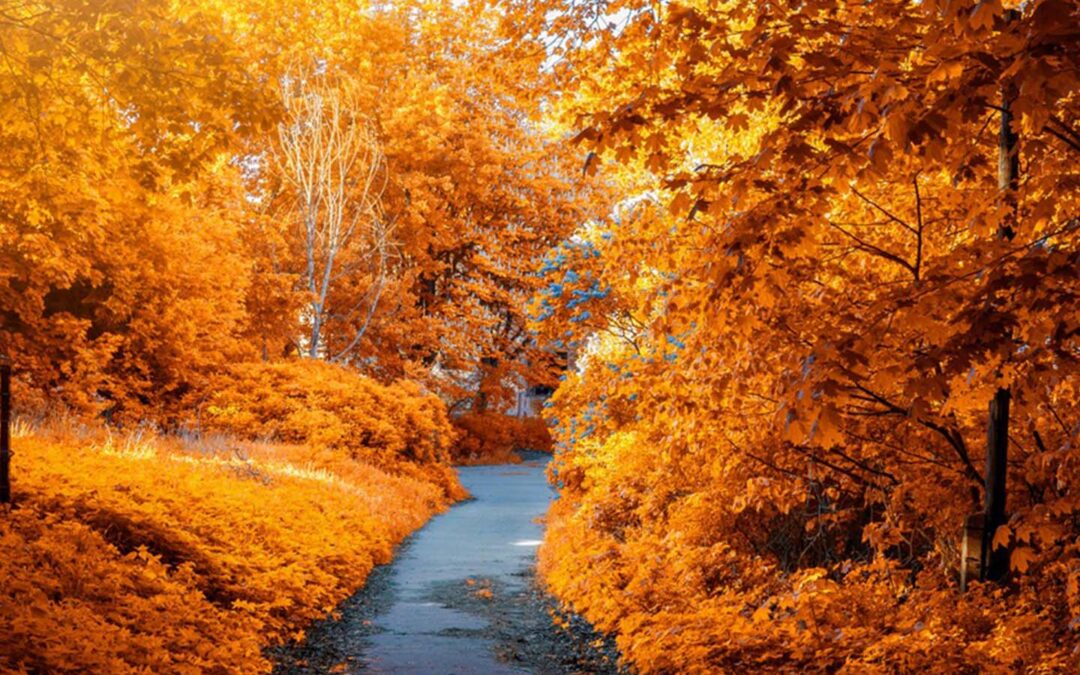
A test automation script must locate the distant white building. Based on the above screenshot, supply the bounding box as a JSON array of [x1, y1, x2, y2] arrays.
[[441, 347, 575, 419], [507, 347, 576, 418], [510, 384, 554, 418]]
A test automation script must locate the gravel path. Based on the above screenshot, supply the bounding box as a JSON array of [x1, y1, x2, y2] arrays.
[[271, 453, 621, 674]]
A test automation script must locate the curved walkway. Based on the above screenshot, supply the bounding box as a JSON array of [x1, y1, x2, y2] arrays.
[[272, 454, 618, 674]]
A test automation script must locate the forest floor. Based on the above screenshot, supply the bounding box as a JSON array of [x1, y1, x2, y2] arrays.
[[270, 453, 621, 674]]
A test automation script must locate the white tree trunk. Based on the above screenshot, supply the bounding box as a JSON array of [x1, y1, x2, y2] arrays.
[[275, 67, 393, 361]]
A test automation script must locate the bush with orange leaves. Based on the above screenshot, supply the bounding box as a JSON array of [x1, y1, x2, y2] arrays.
[[0, 418, 457, 673], [450, 412, 552, 465], [539, 425, 1080, 673], [200, 359, 466, 499]]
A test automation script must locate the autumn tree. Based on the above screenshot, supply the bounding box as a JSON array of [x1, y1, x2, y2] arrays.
[[0, 0, 270, 420], [220, 0, 604, 405], [522, 0, 1080, 670], [1, 0, 598, 425], [275, 70, 392, 360]]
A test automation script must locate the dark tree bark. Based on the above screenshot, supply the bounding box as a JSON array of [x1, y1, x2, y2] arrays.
[[981, 16, 1020, 583]]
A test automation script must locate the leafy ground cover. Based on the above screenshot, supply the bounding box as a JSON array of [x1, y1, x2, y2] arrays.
[[0, 415, 461, 673]]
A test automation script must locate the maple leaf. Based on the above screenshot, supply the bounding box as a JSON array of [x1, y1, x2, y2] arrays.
[[927, 61, 965, 84], [813, 406, 845, 447], [992, 524, 1012, 550], [1010, 547, 1037, 574]]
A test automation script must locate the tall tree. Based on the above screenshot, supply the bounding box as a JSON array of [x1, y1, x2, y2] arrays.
[[275, 70, 391, 360], [524, 0, 1080, 670], [0, 0, 269, 420]]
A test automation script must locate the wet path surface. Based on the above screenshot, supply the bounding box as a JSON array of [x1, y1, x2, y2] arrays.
[[272, 453, 619, 674]]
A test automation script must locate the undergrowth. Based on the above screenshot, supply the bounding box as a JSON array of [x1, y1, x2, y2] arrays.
[[0, 418, 459, 673]]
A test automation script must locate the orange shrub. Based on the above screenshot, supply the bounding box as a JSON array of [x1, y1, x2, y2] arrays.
[[539, 430, 1080, 673], [451, 412, 552, 465], [0, 420, 456, 673], [200, 359, 465, 498]]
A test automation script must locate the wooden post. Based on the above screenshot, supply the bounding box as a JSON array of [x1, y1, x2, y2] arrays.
[[960, 513, 983, 592], [0, 356, 11, 505]]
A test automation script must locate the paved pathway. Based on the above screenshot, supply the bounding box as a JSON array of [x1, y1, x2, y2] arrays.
[[361, 458, 553, 673], [273, 454, 610, 674]]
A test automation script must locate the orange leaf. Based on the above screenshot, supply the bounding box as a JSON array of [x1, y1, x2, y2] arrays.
[[1010, 546, 1036, 574], [992, 524, 1011, 551]]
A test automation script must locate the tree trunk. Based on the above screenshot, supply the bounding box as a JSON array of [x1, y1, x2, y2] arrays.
[[1, 359, 11, 504], [980, 19, 1020, 583], [309, 309, 322, 358], [981, 388, 1010, 581]]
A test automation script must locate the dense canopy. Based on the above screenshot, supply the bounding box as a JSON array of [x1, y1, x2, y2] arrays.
[[2, 0, 1079, 671]]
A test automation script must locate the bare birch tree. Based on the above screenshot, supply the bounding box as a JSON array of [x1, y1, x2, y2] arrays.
[[276, 68, 393, 360]]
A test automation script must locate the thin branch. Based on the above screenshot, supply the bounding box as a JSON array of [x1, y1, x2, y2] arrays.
[[825, 220, 917, 277], [1045, 126, 1080, 155], [912, 174, 923, 282], [850, 185, 918, 236], [853, 384, 984, 487]]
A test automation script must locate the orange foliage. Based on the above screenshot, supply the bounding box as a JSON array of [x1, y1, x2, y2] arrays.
[[0, 0, 597, 422], [0, 0, 585, 671], [5, 0, 1078, 670], [539, 427, 1080, 672], [450, 413, 552, 465], [0, 0, 266, 422], [524, 0, 1080, 671], [0, 419, 455, 673], [200, 360, 465, 499]]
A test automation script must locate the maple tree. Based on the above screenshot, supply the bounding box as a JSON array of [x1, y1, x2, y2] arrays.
[[0, 0, 584, 670], [519, 0, 1080, 670], [0, 0, 269, 420], [3, 0, 1078, 671]]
